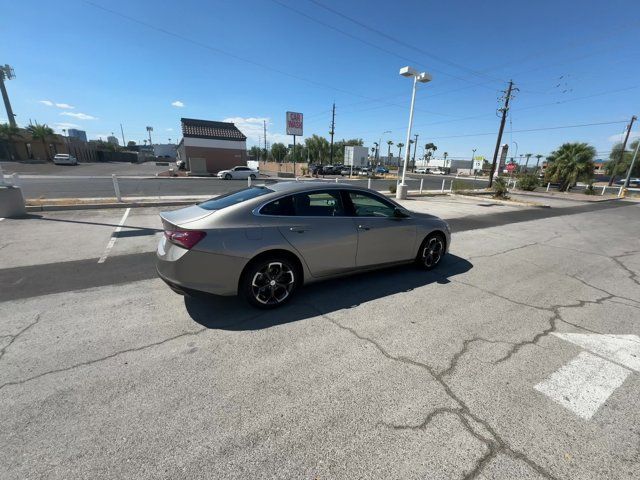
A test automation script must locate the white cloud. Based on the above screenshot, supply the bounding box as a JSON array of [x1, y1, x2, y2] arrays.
[[60, 112, 97, 120], [166, 127, 174, 131], [40, 100, 75, 109], [223, 117, 289, 146], [171, 100, 185, 108]]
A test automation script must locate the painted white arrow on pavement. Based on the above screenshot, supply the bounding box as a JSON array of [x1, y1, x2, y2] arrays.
[[534, 333, 640, 420]]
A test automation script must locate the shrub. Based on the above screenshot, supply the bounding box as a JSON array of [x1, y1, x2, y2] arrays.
[[516, 173, 539, 191], [584, 182, 596, 195], [492, 177, 509, 199], [389, 182, 397, 194]]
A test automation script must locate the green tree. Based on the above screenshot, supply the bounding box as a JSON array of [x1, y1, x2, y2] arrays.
[[545, 142, 596, 191], [305, 134, 330, 164], [396, 143, 404, 169], [606, 139, 640, 183], [0, 123, 21, 160], [26, 123, 55, 160], [248, 145, 262, 161], [127, 140, 137, 147], [270, 142, 287, 162], [386, 140, 394, 161]]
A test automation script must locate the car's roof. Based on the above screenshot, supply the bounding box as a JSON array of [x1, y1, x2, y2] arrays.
[[265, 180, 368, 194]]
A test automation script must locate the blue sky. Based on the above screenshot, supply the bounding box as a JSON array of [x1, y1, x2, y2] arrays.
[[3, 0, 639, 161]]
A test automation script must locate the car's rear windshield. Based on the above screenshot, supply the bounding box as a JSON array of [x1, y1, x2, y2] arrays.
[[198, 186, 274, 211]]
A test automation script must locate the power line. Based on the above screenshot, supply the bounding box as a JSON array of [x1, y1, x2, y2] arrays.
[[306, 0, 505, 83], [272, 0, 503, 88], [428, 120, 629, 140]]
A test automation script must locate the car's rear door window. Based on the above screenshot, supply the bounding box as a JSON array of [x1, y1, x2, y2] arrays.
[[292, 190, 345, 216], [347, 191, 395, 217], [260, 195, 295, 216]]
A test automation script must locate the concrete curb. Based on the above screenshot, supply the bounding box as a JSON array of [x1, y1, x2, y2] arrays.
[[449, 192, 550, 208]]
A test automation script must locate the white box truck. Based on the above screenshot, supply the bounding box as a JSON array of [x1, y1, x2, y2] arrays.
[[344, 146, 369, 167]]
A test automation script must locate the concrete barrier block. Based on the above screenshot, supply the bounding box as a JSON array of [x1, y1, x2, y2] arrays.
[[0, 186, 27, 218]]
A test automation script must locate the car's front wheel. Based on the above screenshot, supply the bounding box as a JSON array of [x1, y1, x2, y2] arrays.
[[249, 174, 256, 180], [417, 233, 446, 270], [241, 256, 298, 308], [224, 173, 232, 180]]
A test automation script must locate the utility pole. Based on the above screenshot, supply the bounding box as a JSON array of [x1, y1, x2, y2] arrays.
[[329, 102, 335, 165], [411, 134, 419, 172], [622, 140, 640, 192], [0, 64, 17, 127], [263, 120, 267, 154], [120, 123, 126, 147], [609, 115, 637, 186], [488, 80, 516, 188]]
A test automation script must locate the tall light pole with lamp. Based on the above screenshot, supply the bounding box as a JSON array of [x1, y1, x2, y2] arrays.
[[397, 66, 431, 199]]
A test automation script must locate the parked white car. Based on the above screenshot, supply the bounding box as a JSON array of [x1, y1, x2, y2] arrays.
[[430, 168, 446, 175], [53, 154, 78, 165], [217, 166, 259, 180], [415, 167, 429, 174]]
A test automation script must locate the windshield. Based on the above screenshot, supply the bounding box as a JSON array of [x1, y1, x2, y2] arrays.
[[198, 186, 274, 211]]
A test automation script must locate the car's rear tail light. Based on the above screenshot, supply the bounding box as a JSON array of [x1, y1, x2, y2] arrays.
[[164, 229, 206, 250]]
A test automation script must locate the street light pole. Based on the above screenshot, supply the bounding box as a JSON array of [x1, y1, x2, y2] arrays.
[[471, 148, 477, 174], [411, 133, 419, 172], [397, 66, 431, 199]]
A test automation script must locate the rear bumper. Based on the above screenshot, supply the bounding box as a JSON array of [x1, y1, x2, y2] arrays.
[[156, 236, 248, 296]]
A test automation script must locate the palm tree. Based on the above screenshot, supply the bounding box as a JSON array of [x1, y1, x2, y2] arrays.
[[534, 154, 544, 172], [0, 123, 20, 161], [524, 153, 532, 172], [545, 142, 596, 191], [26, 123, 55, 161], [424, 142, 437, 166], [396, 143, 404, 170], [386, 140, 394, 164], [443, 152, 449, 168]]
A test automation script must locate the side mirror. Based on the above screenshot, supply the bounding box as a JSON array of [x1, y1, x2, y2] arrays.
[[393, 207, 409, 218]]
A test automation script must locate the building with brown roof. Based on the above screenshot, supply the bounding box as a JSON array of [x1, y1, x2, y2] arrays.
[[176, 118, 247, 174]]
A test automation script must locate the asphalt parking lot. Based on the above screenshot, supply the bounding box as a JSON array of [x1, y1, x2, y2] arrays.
[[1, 196, 639, 479]]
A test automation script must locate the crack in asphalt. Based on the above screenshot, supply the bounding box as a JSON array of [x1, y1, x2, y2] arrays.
[[0, 327, 207, 391], [315, 306, 558, 480], [611, 255, 640, 287], [0, 313, 42, 362]]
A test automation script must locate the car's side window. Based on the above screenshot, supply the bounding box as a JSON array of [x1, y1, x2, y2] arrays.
[[292, 191, 345, 217], [260, 195, 295, 216], [348, 191, 396, 217]]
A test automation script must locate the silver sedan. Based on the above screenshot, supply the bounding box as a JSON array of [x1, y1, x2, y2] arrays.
[[156, 182, 451, 308]]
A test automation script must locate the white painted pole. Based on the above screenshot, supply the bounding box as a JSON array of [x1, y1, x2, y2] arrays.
[[419, 178, 423, 194], [247, 176, 252, 187], [449, 180, 453, 192], [546, 182, 551, 192], [618, 185, 624, 197], [397, 75, 418, 200], [0, 163, 4, 186], [112, 174, 122, 202], [367, 178, 371, 189], [11, 173, 20, 187], [335, 177, 338, 183], [601, 185, 606, 196], [441, 178, 445, 192]]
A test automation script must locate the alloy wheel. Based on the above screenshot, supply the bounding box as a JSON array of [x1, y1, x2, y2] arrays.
[[422, 236, 444, 268], [251, 262, 295, 306]]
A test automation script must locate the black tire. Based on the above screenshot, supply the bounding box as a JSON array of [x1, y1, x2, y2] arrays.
[[241, 256, 298, 309], [249, 174, 256, 180], [224, 173, 232, 180], [416, 233, 446, 270]]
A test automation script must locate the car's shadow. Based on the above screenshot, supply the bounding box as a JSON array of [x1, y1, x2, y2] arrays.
[[184, 254, 472, 331]]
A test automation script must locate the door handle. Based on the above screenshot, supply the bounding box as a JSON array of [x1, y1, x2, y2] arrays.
[[358, 225, 371, 231], [289, 226, 310, 233]]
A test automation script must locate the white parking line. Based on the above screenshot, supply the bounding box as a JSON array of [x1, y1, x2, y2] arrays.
[[97, 208, 131, 264], [534, 351, 629, 420]]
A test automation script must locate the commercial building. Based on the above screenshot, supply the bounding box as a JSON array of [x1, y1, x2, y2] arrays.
[[176, 118, 247, 174], [153, 143, 177, 158], [67, 129, 87, 142], [344, 146, 369, 167]]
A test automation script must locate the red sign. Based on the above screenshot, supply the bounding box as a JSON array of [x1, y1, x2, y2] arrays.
[[506, 163, 516, 172]]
